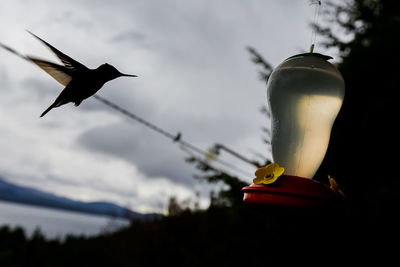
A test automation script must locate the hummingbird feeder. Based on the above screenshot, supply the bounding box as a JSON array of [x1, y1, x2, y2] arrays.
[[242, 53, 345, 208]]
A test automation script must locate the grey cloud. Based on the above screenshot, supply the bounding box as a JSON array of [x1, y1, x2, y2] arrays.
[[20, 77, 61, 98], [76, 121, 199, 186], [109, 30, 147, 44], [0, 66, 9, 90]]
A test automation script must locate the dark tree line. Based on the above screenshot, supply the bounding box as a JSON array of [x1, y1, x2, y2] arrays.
[[315, 0, 399, 233]]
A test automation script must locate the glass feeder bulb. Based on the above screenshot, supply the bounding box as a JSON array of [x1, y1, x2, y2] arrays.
[[267, 54, 345, 179]]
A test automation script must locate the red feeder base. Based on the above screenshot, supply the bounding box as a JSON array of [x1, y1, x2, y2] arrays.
[[242, 175, 344, 208]]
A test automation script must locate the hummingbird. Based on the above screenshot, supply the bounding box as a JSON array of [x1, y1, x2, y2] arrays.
[[0, 31, 137, 117]]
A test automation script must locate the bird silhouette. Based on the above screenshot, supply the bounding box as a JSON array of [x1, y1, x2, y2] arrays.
[[0, 31, 137, 117]]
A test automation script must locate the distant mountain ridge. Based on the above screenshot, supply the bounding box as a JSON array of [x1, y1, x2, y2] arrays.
[[0, 177, 159, 220]]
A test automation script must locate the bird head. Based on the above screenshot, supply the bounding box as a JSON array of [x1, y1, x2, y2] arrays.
[[98, 63, 137, 81]]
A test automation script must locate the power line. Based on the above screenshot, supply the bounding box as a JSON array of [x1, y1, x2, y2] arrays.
[[93, 94, 252, 177]]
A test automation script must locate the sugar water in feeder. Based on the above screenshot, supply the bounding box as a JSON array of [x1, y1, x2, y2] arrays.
[[267, 53, 345, 179]]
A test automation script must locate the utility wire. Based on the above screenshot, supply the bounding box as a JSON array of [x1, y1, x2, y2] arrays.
[[93, 94, 252, 177]]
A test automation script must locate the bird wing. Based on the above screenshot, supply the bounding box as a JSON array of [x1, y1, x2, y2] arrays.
[[0, 41, 72, 86], [27, 57, 73, 86], [27, 31, 89, 73]]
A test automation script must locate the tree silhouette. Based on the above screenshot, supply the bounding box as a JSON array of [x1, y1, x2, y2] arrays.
[[313, 1, 399, 233]]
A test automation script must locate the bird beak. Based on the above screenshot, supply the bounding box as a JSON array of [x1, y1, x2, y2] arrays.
[[119, 72, 137, 77]]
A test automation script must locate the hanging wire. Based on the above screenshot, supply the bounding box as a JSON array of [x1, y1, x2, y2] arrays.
[[309, 0, 322, 52], [93, 94, 252, 178]]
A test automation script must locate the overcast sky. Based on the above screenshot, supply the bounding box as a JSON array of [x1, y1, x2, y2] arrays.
[[0, 0, 333, 213]]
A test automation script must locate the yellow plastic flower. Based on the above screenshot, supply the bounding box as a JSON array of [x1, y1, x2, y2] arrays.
[[253, 163, 285, 185], [204, 149, 218, 161], [328, 175, 346, 199]]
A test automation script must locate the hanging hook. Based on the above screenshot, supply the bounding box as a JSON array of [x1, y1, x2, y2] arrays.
[[309, 0, 322, 53]]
